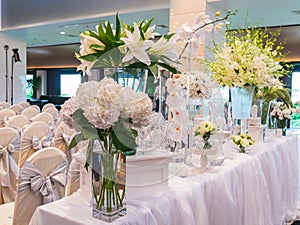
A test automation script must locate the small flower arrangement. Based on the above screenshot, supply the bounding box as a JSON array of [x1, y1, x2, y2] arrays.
[[207, 25, 290, 89], [193, 121, 219, 149], [176, 71, 218, 99], [270, 101, 296, 120], [232, 133, 255, 153]]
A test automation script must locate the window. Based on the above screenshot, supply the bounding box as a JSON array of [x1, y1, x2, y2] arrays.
[[60, 74, 82, 97], [26, 74, 34, 98], [291, 72, 300, 103]]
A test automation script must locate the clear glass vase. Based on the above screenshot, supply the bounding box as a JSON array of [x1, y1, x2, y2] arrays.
[[230, 86, 255, 134], [91, 144, 126, 222]]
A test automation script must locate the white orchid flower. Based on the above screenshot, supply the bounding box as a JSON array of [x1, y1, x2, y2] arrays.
[[121, 23, 153, 66]]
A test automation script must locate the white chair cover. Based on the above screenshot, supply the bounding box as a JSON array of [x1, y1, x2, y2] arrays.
[[52, 121, 76, 156], [21, 107, 39, 120], [18, 101, 30, 110], [0, 127, 19, 204], [18, 122, 52, 168], [5, 115, 30, 133], [43, 107, 59, 124], [31, 112, 54, 128], [9, 105, 23, 115], [13, 147, 67, 225], [42, 103, 56, 111], [0, 109, 16, 128], [65, 140, 88, 196], [0, 101, 10, 109]]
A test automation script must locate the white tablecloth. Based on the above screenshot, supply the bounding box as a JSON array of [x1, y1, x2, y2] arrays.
[[29, 133, 299, 225]]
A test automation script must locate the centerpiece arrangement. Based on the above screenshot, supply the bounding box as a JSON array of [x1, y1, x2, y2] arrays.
[[61, 77, 153, 222], [206, 24, 290, 134], [269, 100, 296, 136], [231, 133, 255, 153], [193, 120, 220, 168], [75, 14, 179, 79]]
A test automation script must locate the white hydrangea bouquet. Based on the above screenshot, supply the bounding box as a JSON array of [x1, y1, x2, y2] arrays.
[[61, 77, 153, 157], [232, 133, 255, 153]]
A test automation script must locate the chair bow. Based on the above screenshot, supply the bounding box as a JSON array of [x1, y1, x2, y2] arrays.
[[32, 135, 52, 151], [18, 160, 67, 204], [0, 144, 19, 187], [54, 132, 73, 147]]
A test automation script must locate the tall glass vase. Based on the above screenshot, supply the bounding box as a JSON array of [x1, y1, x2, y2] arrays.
[[230, 86, 254, 134], [91, 141, 126, 222]]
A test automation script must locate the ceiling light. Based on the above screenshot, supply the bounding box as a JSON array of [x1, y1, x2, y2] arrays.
[[60, 31, 66, 35], [291, 10, 300, 15]]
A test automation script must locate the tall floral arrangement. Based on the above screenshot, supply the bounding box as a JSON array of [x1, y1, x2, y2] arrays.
[[207, 25, 290, 89], [75, 14, 179, 77], [60, 77, 152, 218]]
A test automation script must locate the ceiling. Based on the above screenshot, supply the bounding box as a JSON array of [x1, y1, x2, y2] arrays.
[[3, 0, 300, 68]]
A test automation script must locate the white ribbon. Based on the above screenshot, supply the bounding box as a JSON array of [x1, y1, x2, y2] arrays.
[[32, 135, 52, 151], [18, 160, 67, 204], [0, 144, 19, 187]]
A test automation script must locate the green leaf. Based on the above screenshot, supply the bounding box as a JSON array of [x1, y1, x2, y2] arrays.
[[115, 13, 121, 41], [111, 120, 137, 153], [157, 62, 179, 74], [90, 44, 103, 50], [105, 21, 115, 42], [84, 140, 93, 169], [141, 18, 154, 32], [80, 53, 100, 62], [164, 33, 175, 40], [72, 109, 99, 140], [68, 133, 87, 150], [149, 64, 158, 77]]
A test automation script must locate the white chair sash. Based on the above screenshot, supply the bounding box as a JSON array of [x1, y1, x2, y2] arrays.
[[0, 144, 19, 187], [18, 160, 67, 204], [21, 134, 52, 152], [54, 132, 73, 147], [11, 135, 21, 152]]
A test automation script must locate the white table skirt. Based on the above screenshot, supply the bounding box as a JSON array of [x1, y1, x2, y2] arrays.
[[29, 133, 299, 225]]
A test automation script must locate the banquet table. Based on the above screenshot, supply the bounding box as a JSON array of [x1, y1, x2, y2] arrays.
[[28, 132, 299, 225]]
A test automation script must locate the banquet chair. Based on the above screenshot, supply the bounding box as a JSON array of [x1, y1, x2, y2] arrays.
[[43, 107, 59, 124], [0, 101, 10, 109], [31, 112, 54, 128], [0, 109, 16, 127], [5, 115, 31, 133], [18, 121, 52, 168], [21, 106, 40, 120], [9, 105, 23, 115], [0, 147, 68, 225], [42, 103, 56, 111], [52, 121, 76, 157], [18, 101, 30, 110], [0, 127, 19, 204], [65, 140, 88, 196]]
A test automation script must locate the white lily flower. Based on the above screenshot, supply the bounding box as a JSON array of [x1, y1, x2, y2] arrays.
[[149, 37, 179, 61], [79, 33, 105, 55], [144, 25, 160, 40], [121, 23, 153, 66]]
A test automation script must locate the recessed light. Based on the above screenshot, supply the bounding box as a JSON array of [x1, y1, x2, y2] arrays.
[[291, 10, 300, 15], [60, 31, 66, 35]]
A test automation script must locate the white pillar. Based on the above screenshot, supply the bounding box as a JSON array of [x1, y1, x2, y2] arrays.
[[170, 0, 207, 72], [36, 70, 47, 98]]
